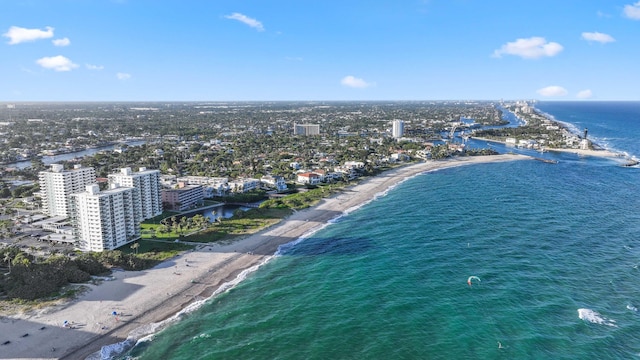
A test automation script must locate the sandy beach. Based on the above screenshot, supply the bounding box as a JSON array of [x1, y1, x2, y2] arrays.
[[0, 154, 530, 360], [471, 136, 623, 159], [541, 146, 622, 158]]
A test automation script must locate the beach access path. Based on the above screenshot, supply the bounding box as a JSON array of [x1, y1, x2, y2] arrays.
[[0, 154, 530, 360]]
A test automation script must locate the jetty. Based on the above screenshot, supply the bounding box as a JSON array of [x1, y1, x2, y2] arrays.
[[533, 157, 558, 164]]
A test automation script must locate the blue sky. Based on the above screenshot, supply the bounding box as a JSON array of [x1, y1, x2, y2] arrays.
[[2, 0, 640, 101]]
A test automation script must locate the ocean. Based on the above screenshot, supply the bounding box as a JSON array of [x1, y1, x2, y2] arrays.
[[121, 101, 640, 360]]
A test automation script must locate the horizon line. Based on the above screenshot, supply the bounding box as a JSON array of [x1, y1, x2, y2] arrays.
[[1, 99, 638, 104]]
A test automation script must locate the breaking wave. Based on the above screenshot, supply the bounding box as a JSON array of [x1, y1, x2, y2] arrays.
[[577, 308, 617, 327]]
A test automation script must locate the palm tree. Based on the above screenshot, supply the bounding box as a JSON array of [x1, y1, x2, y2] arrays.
[[130, 242, 140, 255]]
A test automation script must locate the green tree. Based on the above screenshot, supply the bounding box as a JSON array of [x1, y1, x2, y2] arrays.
[[0, 187, 11, 198]]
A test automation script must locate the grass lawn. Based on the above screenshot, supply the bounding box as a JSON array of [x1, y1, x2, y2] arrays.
[[139, 207, 293, 244], [120, 239, 194, 261]]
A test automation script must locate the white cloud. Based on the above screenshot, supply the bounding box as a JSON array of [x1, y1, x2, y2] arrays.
[[341, 75, 374, 88], [624, 1, 640, 19], [537, 85, 568, 97], [224, 13, 264, 31], [493, 37, 563, 59], [52, 37, 70, 46], [86, 64, 104, 70], [576, 89, 593, 99], [116, 72, 131, 80], [35, 55, 78, 71], [581, 32, 615, 43], [3, 26, 54, 44]]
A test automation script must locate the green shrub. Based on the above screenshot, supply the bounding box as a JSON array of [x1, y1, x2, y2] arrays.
[[74, 253, 109, 275]]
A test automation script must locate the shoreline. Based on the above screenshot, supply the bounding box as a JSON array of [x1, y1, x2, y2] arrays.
[[0, 154, 530, 360], [470, 136, 623, 159]]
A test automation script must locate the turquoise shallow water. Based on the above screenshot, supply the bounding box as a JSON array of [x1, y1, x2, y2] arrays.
[[123, 102, 640, 360]]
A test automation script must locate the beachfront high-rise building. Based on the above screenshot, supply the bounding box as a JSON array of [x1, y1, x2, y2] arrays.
[[38, 164, 96, 217], [392, 120, 405, 138], [293, 123, 320, 136], [108, 167, 162, 222], [70, 184, 139, 252]]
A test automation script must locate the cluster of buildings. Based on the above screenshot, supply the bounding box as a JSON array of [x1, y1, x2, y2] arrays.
[[158, 175, 285, 212], [37, 164, 162, 252], [34, 164, 295, 252], [505, 102, 591, 151], [30, 149, 392, 252], [294, 161, 367, 185]]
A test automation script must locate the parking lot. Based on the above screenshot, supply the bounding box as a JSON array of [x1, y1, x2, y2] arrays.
[[1, 224, 74, 254]]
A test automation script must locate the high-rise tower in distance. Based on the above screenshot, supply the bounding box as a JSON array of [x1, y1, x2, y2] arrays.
[[392, 120, 405, 138]]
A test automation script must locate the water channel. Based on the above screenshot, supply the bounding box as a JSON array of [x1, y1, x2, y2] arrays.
[[5, 140, 146, 169]]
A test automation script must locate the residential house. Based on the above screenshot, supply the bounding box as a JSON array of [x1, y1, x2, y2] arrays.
[[296, 172, 321, 185], [260, 175, 288, 191]]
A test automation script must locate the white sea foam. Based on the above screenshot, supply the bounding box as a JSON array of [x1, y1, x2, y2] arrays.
[[578, 308, 617, 327], [84, 338, 135, 360], [193, 333, 212, 340], [627, 304, 638, 312]]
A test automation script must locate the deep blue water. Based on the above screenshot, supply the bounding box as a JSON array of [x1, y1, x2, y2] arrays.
[[120, 102, 640, 360]]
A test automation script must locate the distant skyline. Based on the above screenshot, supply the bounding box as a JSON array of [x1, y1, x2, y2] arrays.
[[2, 0, 640, 101]]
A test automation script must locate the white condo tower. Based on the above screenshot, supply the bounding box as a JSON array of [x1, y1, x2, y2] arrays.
[[38, 164, 96, 217], [70, 184, 139, 252], [108, 167, 163, 223]]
